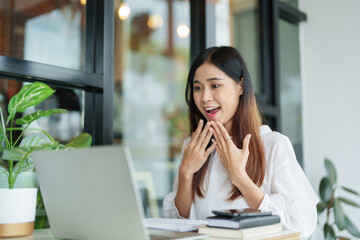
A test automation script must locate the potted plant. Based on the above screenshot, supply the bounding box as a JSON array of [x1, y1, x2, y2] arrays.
[[0, 82, 92, 238], [317, 158, 360, 240]]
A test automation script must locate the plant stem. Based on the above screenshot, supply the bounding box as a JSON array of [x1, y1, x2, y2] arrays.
[[0, 124, 10, 150], [13, 124, 30, 147], [8, 160, 14, 189], [10, 119, 14, 148], [326, 186, 336, 223]]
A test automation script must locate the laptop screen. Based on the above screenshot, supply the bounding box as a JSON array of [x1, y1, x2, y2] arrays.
[[33, 145, 149, 240]]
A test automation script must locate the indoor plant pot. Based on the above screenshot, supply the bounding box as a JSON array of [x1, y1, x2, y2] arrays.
[[0, 172, 37, 237], [0, 188, 37, 237], [0, 82, 92, 237]]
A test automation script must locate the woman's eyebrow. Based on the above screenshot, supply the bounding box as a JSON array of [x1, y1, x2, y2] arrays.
[[193, 78, 224, 84], [206, 77, 223, 82]]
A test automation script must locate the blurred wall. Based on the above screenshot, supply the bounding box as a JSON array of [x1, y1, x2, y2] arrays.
[[300, 0, 360, 235]]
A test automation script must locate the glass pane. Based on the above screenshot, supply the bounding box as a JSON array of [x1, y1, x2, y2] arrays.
[[0, 79, 84, 143], [215, 0, 260, 93], [113, 0, 190, 217], [0, 0, 86, 70], [279, 0, 298, 8], [278, 19, 303, 166]]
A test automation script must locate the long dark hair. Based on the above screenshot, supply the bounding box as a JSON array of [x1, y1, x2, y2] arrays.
[[185, 46, 265, 201]]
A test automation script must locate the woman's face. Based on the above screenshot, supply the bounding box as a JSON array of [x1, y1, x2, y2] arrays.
[[193, 62, 243, 133]]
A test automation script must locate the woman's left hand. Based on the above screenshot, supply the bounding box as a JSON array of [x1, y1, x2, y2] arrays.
[[211, 121, 251, 183]]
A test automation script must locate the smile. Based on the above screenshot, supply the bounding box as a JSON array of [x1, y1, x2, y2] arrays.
[[204, 107, 220, 117]]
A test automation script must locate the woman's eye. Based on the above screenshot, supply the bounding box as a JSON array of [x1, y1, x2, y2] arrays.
[[193, 86, 202, 91], [212, 84, 220, 89]]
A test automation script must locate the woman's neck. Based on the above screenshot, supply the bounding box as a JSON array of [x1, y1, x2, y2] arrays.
[[224, 120, 233, 136]]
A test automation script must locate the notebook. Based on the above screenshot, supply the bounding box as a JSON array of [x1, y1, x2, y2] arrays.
[[32, 145, 208, 240], [198, 223, 282, 239], [207, 214, 281, 229]]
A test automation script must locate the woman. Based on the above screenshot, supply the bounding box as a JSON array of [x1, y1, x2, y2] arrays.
[[163, 46, 318, 238]]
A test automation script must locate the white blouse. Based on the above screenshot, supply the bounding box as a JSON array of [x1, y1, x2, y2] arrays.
[[163, 125, 319, 239]]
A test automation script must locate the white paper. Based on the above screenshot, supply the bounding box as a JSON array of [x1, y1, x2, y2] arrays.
[[144, 218, 208, 232]]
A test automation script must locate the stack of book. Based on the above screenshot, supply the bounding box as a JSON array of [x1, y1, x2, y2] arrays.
[[198, 210, 300, 239]]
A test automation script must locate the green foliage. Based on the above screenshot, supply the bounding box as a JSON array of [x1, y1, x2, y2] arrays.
[[317, 158, 360, 239], [338, 197, 360, 207], [319, 177, 333, 203], [0, 82, 92, 189], [325, 158, 337, 186], [15, 109, 67, 125], [7, 82, 55, 124], [333, 199, 345, 230], [344, 215, 360, 237], [341, 186, 360, 196], [34, 190, 48, 229], [65, 133, 92, 148], [324, 223, 336, 240]]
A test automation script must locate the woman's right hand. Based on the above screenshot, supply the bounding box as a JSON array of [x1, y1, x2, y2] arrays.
[[179, 119, 216, 179]]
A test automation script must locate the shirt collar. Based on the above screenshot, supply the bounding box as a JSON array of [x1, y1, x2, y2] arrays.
[[260, 125, 272, 135]]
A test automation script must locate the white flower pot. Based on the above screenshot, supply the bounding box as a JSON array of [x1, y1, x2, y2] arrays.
[[0, 188, 37, 238]]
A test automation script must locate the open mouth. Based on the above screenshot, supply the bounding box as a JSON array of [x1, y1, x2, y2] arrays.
[[204, 107, 220, 117]]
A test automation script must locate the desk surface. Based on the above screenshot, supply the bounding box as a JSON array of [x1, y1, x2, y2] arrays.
[[0, 229, 56, 240], [2, 229, 300, 240]]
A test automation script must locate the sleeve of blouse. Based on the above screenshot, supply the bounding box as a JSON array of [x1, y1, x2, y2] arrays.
[[258, 136, 319, 239], [162, 138, 191, 219]]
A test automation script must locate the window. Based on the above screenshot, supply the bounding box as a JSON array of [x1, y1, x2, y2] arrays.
[[0, 0, 86, 70], [0, 0, 113, 227], [113, 0, 191, 217], [210, 0, 306, 165], [278, 1, 306, 166]]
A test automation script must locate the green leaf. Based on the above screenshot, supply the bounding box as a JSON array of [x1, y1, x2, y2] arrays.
[[324, 223, 336, 240], [35, 214, 48, 229], [341, 186, 360, 196], [2, 143, 55, 161], [20, 133, 52, 147], [320, 177, 333, 203], [338, 197, 360, 208], [317, 201, 327, 215], [16, 109, 67, 125], [65, 133, 92, 148], [3, 147, 33, 162], [334, 198, 346, 230], [0, 108, 6, 145], [13, 159, 33, 177], [7, 82, 55, 124], [344, 215, 360, 237], [35, 190, 49, 229], [0, 166, 8, 177], [325, 158, 337, 185]]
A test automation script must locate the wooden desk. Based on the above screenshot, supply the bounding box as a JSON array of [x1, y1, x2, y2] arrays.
[[0, 229, 56, 240], [1, 229, 300, 240], [207, 230, 300, 240]]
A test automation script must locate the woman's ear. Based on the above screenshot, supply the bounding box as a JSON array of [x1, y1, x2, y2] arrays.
[[237, 77, 244, 95]]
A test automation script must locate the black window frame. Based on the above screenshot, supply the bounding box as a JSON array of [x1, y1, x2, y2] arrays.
[[0, 0, 114, 145], [190, 0, 306, 132]]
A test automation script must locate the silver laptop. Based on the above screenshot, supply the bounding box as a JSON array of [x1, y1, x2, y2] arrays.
[[33, 145, 208, 240]]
